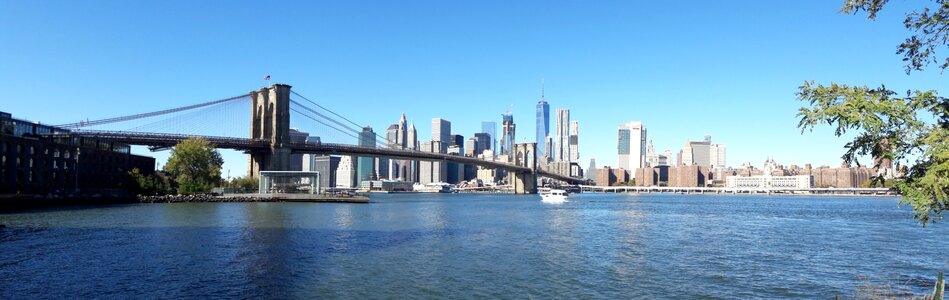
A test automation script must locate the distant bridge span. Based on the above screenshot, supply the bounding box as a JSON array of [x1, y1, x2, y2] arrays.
[[60, 130, 580, 184]]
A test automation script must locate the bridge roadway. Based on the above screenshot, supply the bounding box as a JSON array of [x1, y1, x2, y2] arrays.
[[58, 130, 581, 183]]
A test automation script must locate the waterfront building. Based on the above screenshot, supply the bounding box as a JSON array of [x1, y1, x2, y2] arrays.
[[595, 166, 628, 187], [536, 91, 550, 159], [569, 120, 579, 163], [0, 111, 156, 194], [481, 121, 496, 151], [667, 165, 710, 187], [500, 112, 515, 156], [554, 108, 570, 162], [356, 126, 376, 183], [617, 121, 647, 177]]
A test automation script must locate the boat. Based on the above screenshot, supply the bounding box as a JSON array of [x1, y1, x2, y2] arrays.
[[540, 189, 569, 203], [413, 182, 453, 193]]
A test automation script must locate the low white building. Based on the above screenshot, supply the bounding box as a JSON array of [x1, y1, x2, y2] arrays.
[[726, 175, 812, 189], [725, 158, 813, 189]]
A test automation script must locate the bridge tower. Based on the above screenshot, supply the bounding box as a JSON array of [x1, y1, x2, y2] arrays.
[[510, 142, 538, 194], [247, 84, 293, 177]]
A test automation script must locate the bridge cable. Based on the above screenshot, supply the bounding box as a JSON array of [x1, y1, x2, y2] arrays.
[[290, 91, 396, 147], [289, 107, 362, 141], [57, 94, 250, 128]]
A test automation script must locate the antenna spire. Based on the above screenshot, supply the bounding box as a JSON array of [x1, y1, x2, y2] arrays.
[[541, 77, 545, 99]]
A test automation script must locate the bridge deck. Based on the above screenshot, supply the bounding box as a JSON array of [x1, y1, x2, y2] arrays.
[[53, 130, 582, 183]]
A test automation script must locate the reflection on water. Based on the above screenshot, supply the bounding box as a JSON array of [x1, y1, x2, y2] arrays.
[[0, 193, 947, 298]]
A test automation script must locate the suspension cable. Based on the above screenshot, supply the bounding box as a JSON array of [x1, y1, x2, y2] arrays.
[[57, 94, 250, 128]]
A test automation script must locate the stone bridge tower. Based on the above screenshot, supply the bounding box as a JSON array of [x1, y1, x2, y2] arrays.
[[248, 84, 293, 177], [511, 142, 538, 194]]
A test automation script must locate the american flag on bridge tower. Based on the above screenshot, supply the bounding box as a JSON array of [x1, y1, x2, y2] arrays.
[[264, 75, 270, 81]]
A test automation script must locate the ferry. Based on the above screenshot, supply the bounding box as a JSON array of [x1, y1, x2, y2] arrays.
[[540, 189, 569, 204]]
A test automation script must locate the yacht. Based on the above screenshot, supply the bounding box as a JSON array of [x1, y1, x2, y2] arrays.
[[540, 189, 569, 204]]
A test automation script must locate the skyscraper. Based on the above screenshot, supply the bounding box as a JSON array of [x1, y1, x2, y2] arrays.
[[569, 120, 579, 163], [335, 156, 355, 188], [554, 108, 570, 162], [474, 132, 491, 156], [432, 118, 451, 151], [406, 121, 419, 182], [500, 112, 515, 155], [710, 143, 726, 169], [481, 121, 496, 151], [356, 126, 376, 184], [617, 121, 647, 177], [680, 136, 713, 167], [536, 87, 550, 159], [586, 158, 596, 180]]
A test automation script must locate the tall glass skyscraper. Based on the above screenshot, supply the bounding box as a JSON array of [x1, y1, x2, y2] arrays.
[[481, 121, 496, 150], [356, 126, 376, 184], [536, 96, 549, 159]]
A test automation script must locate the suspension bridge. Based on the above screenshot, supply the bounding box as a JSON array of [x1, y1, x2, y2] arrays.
[[49, 84, 581, 194]]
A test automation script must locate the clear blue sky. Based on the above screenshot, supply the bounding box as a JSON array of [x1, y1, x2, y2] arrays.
[[2, 1, 945, 177]]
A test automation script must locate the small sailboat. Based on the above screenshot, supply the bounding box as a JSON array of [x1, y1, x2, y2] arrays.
[[540, 189, 569, 204]]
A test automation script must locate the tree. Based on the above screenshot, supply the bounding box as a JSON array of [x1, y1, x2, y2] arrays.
[[127, 168, 174, 195], [228, 176, 259, 192], [797, 1, 949, 224], [163, 137, 224, 194]]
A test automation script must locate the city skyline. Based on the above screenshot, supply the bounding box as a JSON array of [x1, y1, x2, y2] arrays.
[[2, 1, 945, 177]]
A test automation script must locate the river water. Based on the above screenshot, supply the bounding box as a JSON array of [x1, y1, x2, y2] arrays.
[[1, 193, 947, 298]]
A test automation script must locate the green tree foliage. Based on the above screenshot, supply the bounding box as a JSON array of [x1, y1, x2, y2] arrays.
[[127, 168, 174, 195], [228, 176, 259, 192], [798, 1, 949, 224], [163, 137, 224, 194]]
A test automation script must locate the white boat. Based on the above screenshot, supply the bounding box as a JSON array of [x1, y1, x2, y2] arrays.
[[541, 189, 569, 203], [413, 182, 452, 193]]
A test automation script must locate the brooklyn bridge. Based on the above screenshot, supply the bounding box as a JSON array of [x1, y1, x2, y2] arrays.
[[46, 84, 583, 194]]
